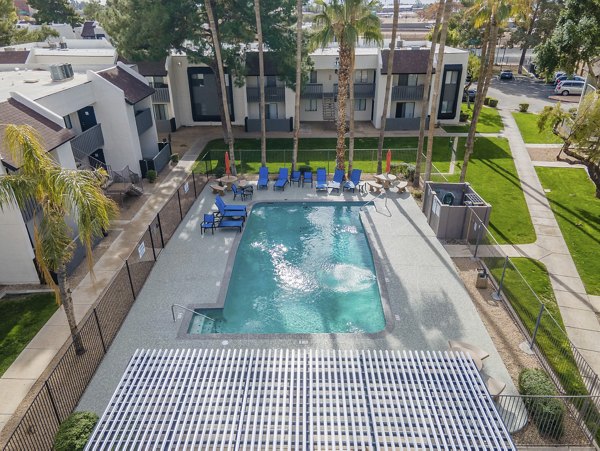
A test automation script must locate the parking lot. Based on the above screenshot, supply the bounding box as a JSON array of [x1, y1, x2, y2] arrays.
[[484, 75, 558, 113]]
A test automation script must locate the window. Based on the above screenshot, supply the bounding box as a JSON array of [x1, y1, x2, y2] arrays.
[[306, 99, 318, 111], [266, 103, 278, 119], [438, 65, 462, 119], [355, 70, 368, 83], [191, 73, 204, 86], [398, 74, 418, 86], [63, 115, 72, 129], [148, 76, 167, 88], [309, 71, 317, 83], [266, 76, 277, 87], [354, 99, 367, 111], [188, 67, 234, 122], [395, 102, 415, 118], [153, 104, 167, 121], [444, 71, 459, 85]]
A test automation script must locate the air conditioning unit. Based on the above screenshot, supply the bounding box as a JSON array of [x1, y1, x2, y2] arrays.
[[396, 40, 404, 48], [50, 63, 74, 81]]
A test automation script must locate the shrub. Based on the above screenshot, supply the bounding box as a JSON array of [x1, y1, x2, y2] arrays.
[[170, 154, 179, 164], [488, 98, 499, 108], [459, 112, 469, 122], [519, 368, 565, 439], [389, 162, 403, 175], [213, 166, 225, 178], [519, 103, 530, 113], [484, 97, 491, 106], [397, 162, 416, 182], [54, 411, 98, 451], [299, 165, 313, 174], [146, 169, 157, 183]]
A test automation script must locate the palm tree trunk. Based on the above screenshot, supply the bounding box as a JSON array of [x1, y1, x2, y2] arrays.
[[205, 0, 237, 175], [348, 52, 356, 178], [517, 0, 541, 74], [254, 0, 267, 167], [414, 0, 444, 187], [58, 265, 84, 354], [460, 19, 497, 182], [292, 0, 302, 173], [424, 0, 452, 182], [376, 0, 399, 176], [336, 42, 351, 171]]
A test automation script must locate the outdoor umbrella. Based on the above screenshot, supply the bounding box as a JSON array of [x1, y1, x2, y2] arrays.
[[225, 151, 231, 176], [385, 149, 392, 174]]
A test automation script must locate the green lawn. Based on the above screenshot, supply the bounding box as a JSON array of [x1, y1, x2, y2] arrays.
[[443, 104, 504, 134], [439, 137, 536, 244], [536, 167, 600, 295], [487, 258, 587, 395], [193, 136, 456, 175], [0, 292, 58, 377], [512, 112, 563, 144]]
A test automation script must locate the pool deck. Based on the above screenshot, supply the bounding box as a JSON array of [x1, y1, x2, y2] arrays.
[[78, 181, 518, 416]]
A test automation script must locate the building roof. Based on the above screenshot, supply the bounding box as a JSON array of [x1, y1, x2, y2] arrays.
[[97, 66, 155, 104], [381, 49, 432, 74], [87, 348, 515, 450], [0, 98, 74, 169], [81, 21, 96, 38], [245, 52, 282, 76], [118, 57, 168, 77], [0, 50, 30, 64]]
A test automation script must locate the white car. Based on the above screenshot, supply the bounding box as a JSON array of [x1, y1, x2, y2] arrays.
[[554, 80, 585, 96]]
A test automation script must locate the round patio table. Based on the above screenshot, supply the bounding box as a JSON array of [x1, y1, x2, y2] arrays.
[[375, 173, 397, 189], [218, 175, 238, 191]]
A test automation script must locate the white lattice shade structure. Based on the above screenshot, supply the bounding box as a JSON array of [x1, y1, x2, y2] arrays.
[[86, 349, 515, 450]]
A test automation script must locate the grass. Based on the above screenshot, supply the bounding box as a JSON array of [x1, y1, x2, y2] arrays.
[[0, 292, 58, 377], [536, 167, 600, 295], [443, 104, 504, 134], [438, 137, 536, 244], [512, 112, 563, 144], [487, 258, 587, 396], [193, 136, 456, 175]]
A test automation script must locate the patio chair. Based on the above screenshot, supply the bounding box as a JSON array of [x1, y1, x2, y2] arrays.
[[343, 169, 363, 193], [274, 168, 289, 191], [303, 171, 313, 187], [218, 218, 244, 232], [231, 184, 251, 201], [290, 171, 301, 187], [215, 196, 247, 221], [315, 168, 328, 191], [448, 340, 489, 371], [200, 213, 217, 235], [258, 166, 269, 190], [328, 168, 345, 193]]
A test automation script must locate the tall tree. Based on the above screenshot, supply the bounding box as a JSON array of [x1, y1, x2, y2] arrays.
[[0, 0, 17, 47], [424, 0, 452, 182], [413, 0, 444, 188], [376, 0, 399, 175], [254, 0, 267, 167], [29, 0, 80, 26], [0, 125, 117, 354], [292, 0, 303, 173], [311, 0, 382, 172], [83, 0, 107, 21]]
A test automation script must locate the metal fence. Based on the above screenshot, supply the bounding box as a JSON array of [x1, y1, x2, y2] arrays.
[[465, 208, 600, 445], [1, 172, 205, 451]]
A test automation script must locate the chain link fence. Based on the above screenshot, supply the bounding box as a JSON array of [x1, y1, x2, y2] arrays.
[[1, 172, 205, 451]]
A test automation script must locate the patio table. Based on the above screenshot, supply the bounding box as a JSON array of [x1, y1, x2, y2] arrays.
[[375, 173, 397, 189], [218, 175, 238, 191]]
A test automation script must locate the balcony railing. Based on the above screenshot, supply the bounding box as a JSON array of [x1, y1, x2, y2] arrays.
[[333, 83, 375, 98], [69, 123, 104, 156], [385, 116, 429, 131], [245, 117, 293, 132], [135, 108, 153, 135], [246, 86, 285, 103], [392, 85, 425, 101], [152, 87, 170, 103], [301, 83, 323, 99]]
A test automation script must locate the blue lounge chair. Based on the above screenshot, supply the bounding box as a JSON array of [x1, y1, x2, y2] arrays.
[[290, 171, 301, 187], [258, 166, 269, 190], [274, 168, 289, 191], [200, 213, 216, 235], [343, 169, 363, 193], [328, 168, 345, 193], [232, 184, 252, 201], [315, 168, 327, 191], [215, 196, 247, 221], [303, 171, 313, 187], [218, 219, 244, 232]]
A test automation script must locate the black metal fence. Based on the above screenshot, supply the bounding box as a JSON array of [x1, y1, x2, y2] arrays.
[[1, 172, 205, 451]]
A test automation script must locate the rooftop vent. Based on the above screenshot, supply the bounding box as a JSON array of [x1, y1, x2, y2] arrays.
[[50, 63, 74, 81]]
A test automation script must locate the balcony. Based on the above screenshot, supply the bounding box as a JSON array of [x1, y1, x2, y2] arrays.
[[135, 108, 153, 135], [70, 123, 104, 156], [245, 117, 293, 132], [333, 82, 375, 98], [246, 86, 285, 103], [385, 116, 429, 131], [392, 85, 425, 101], [152, 87, 170, 103], [301, 83, 323, 99]]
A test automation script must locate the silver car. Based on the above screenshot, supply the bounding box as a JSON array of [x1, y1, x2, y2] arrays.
[[554, 80, 585, 96]]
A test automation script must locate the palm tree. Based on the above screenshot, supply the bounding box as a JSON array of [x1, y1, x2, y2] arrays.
[[376, 0, 399, 175], [254, 0, 267, 167], [205, 0, 237, 175], [311, 0, 382, 172], [424, 0, 452, 182], [0, 125, 117, 354], [348, 51, 356, 177], [413, 0, 445, 188], [292, 0, 303, 173]]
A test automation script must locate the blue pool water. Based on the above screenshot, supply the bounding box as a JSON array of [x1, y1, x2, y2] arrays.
[[189, 202, 385, 334]]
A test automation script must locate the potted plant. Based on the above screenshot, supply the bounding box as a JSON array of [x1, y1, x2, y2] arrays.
[[170, 154, 179, 166], [147, 169, 157, 183], [518, 103, 529, 112]]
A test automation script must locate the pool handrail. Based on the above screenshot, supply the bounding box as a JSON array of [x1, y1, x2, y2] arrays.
[[171, 303, 216, 323]]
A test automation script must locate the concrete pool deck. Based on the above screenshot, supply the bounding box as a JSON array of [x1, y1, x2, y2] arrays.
[[78, 181, 518, 418]]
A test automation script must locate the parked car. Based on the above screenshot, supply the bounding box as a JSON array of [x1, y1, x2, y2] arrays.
[[555, 75, 585, 85], [553, 71, 566, 82], [554, 80, 585, 96], [462, 89, 476, 102], [498, 70, 514, 80]]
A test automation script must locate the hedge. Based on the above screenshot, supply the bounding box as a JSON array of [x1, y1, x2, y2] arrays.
[[519, 368, 565, 439]]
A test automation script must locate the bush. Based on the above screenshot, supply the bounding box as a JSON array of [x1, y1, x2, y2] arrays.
[[170, 154, 179, 164], [459, 112, 469, 122], [213, 166, 225, 178], [488, 98, 499, 108], [412, 189, 423, 200], [389, 162, 403, 175], [519, 368, 565, 439], [299, 165, 313, 174], [397, 162, 416, 182], [146, 169, 157, 183], [54, 411, 98, 451], [519, 103, 530, 113], [484, 97, 491, 106]]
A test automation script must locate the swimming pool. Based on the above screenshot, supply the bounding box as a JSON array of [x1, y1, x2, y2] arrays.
[[189, 202, 385, 334]]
